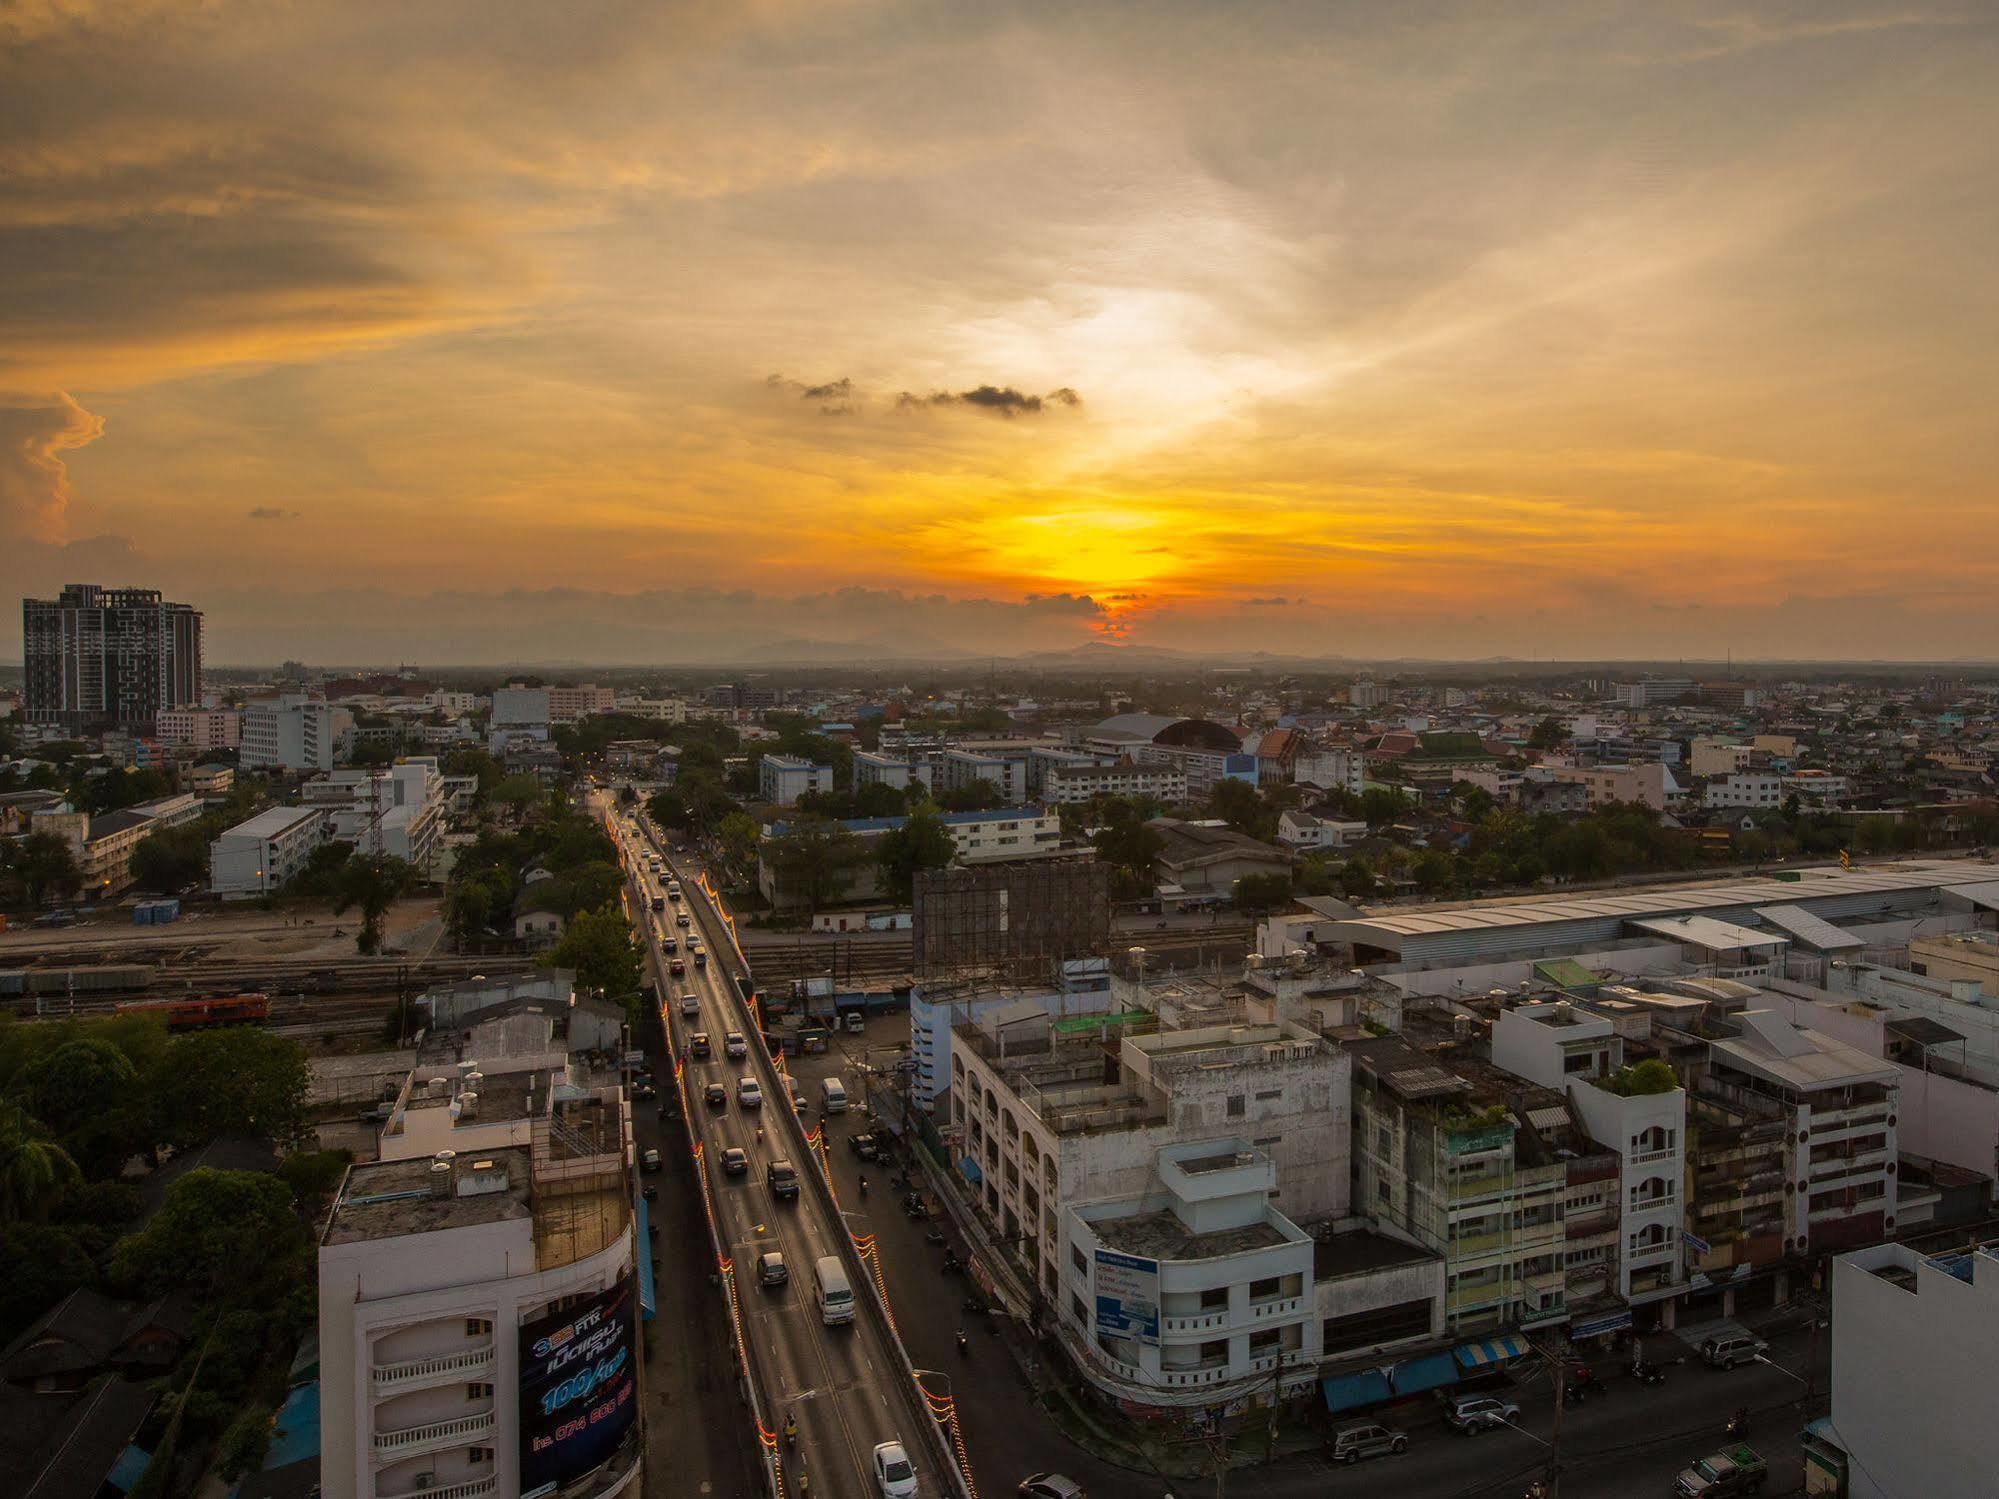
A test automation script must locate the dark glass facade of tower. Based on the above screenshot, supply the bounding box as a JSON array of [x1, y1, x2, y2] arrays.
[[21, 583, 204, 732]]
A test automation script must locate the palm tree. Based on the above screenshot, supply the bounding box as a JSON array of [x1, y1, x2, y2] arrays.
[[0, 1104, 80, 1221]]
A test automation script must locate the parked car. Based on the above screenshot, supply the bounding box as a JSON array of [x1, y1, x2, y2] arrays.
[[725, 1031, 747, 1058], [1328, 1422, 1408, 1464], [690, 1032, 711, 1059], [634, 1081, 656, 1100], [722, 1146, 749, 1176], [872, 1440, 918, 1498], [1674, 1443, 1768, 1496], [1700, 1334, 1769, 1371], [641, 1148, 662, 1172], [704, 1083, 727, 1110], [1018, 1475, 1086, 1499], [849, 1131, 880, 1160], [1444, 1395, 1520, 1434], [844, 1010, 867, 1035], [758, 1250, 789, 1288]]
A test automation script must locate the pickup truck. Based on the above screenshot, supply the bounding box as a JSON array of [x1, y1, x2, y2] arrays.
[[1673, 1444, 1767, 1497]]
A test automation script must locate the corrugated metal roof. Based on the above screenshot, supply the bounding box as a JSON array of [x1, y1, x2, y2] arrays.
[[1629, 914, 1786, 951], [1755, 904, 1864, 952]]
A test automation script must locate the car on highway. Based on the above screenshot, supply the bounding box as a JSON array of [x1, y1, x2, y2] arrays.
[[676, 911, 691, 927], [724, 1031, 747, 1059], [692, 944, 708, 967], [704, 1083, 727, 1110], [641, 1148, 662, 1173], [767, 1159, 799, 1199], [758, 1250, 789, 1288], [1444, 1395, 1520, 1434], [738, 1077, 763, 1109], [1328, 1422, 1407, 1464], [669, 958, 685, 976], [1018, 1475, 1086, 1499], [679, 992, 700, 1018], [872, 1440, 918, 1498], [690, 1032, 711, 1059], [721, 1146, 749, 1176], [660, 935, 677, 953], [641, 1184, 657, 1201]]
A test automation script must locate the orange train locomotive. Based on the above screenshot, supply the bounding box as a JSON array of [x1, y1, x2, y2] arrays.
[[115, 992, 271, 1031]]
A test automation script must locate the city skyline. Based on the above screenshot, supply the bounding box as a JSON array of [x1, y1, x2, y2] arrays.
[[6, 2, 1998, 663]]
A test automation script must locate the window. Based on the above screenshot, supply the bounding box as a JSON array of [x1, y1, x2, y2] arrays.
[[1564, 1052, 1595, 1074], [1198, 1338, 1229, 1364], [1199, 1286, 1229, 1310], [1256, 1088, 1283, 1102], [1072, 1245, 1088, 1276], [1070, 1293, 1088, 1326], [467, 1382, 493, 1400], [1248, 1276, 1282, 1301], [468, 1447, 493, 1463], [1249, 1329, 1281, 1355], [1226, 1094, 1246, 1119], [465, 1318, 492, 1338]]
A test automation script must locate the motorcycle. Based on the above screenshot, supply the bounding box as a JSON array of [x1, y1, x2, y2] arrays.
[[784, 1415, 796, 1450], [956, 1328, 969, 1358], [858, 1174, 869, 1197], [1628, 1359, 1667, 1386], [941, 1250, 963, 1275], [1725, 1408, 1750, 1440]]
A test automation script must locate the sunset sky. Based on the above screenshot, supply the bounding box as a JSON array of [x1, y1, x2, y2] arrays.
[[4, 1, 1996, 664]]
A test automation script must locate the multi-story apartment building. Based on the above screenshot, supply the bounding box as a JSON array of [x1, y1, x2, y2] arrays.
[[303, 760, 449, 873], [853, 750, 923, 792], [947, 1003, 1352, 1407], [210, 805, 329, 897], [22, 584, 203, 731], [319, 1027, 641, 1499], [1689, 737, 1753, 778], [545, 684, 613, 725], [1544, 760, 1675, 811], [1782, 769, 1850, 805], [1042, 760, 1187, 805], [1610, 678, 1693, 708], [1704, 773, 1783, 809], [30, 805, 161, 898], [757, 753, 831, 806], [157, 707, 241, 750], [756, 807, 1061, 907], [1349, 1036, 1570, 1335], [1293, 747, 1366, 796], [935, 747, 1025, 804], [243, 695, 342, 772]]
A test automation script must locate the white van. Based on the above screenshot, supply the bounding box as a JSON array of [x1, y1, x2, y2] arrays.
[[814, 1255, 854, 1325], [820, 1077, 848, 1114]]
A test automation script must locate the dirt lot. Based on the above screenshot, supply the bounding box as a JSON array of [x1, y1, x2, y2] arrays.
[[0, 895, 446, 965]]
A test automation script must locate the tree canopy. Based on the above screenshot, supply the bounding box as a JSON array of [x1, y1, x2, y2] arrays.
[[765, 814, 867, 913], [540, 907, 642, 1003], [877, 807, 956, 903]]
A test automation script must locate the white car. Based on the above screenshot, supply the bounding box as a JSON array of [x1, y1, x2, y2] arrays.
[[737, 1077, 763, 1109], [872, 1440, 917, 1498]]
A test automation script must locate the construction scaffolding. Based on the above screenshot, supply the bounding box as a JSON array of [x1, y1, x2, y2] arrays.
[[912, 859, 1111, 983]]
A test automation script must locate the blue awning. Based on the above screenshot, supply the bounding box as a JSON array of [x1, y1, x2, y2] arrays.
[[107, 1445, 151, 1494], [1389, 1351, 1460, 1395], [1454, 1333, 1529, 1369], [635, 1193, 656, 1320], [958, 1156, 983, 1184], [1320, 1369, 1392, 1413]]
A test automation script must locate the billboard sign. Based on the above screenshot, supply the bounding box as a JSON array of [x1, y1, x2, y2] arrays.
[[1094, 1248, 1161, 1345], [518, 1275, 639, 1498]]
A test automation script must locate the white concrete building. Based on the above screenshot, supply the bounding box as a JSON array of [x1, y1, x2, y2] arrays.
[[546, 684, 614, 725], [306, 760, 449, 873], [1689, 737, 1752, 778], [1293, 747, 1366, 797], [490, 687, 551, 731], [908, 967, 1115, 1109], [318, 1072, 641, 1499], [757, 754, 830, 806], [210, 804, 329, 897], [1783, 770, 1849, 805], [242, 694, 342, 772], [853, 751, 920, 792], [1704, 772, 1783, 809], [1041, 760, 1187, 805], [157, 707, 241, 750], [935, 747, 1025, 804], [129, 792, 203, 831], [1276, 810, 1369, 851], [1829, 1239, 1999, 1499], [1066, 1140, 1320, 1401], [1544, 760, 1676, 811], [1491, 1003, 1687, 1308]]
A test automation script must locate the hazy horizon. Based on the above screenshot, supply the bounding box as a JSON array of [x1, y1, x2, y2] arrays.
[[6, 2, 1997, 663]]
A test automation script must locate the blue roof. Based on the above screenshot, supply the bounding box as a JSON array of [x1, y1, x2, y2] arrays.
[[263, 1381, 320, 1470], [767, 808, 1045, 837], [1390, 1351, 1460, 1395]]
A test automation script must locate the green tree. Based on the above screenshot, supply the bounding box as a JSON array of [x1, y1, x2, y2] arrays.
[[1413, 849, 1457, 894], [110, 1168, 303, 1295], [716, 811, 761, 871], [541, 861, 626, 919], [443, 747, 503, 800], [1209, 777, 1277, 841], [1358, 788, 1408, 827], [0, 1221, 92, 1340], [149, 1030, 311, 1151], [493, 774, 546, 816], [216, 1405, 276, 1481], [1339, 855, 1375, 899], [10, 831, 80, 906], [1528, 716, 1566, 750], [1091, 803, 1164, 897], [876, 807, 956, 903], [937, 778, 1006, 813], [765, 815, 866, 914], [331, 853, 415, 954], [1232, 871, 1294, 913], [0, 1104, 80, 1221], [540, 907, 642, 1000], [281, 839, 354, 898], [17, 1038, 137, 1139], [852, 781, 908, 818], [130, 824, 210, 893]]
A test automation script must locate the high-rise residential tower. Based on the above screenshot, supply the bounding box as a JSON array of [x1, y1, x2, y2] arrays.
[[22, 583, 203, 732]]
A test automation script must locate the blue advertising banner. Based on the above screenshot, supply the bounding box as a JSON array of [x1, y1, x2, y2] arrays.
[[1093, 1248, 1161, 1346], [518, 1275, 639, 1498]]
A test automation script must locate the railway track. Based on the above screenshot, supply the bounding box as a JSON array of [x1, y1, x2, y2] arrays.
[[741, 922, 1258, 987]]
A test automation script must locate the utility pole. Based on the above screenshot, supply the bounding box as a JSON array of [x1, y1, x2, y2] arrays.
[[1544, 1352, 1567, 1499]]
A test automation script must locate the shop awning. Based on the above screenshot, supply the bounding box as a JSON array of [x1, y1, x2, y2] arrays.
[[958, 1156, 983, 1184], [1320, 1369, 1392, 1413], [1389, 1351, 1460, 1395], [1454, 1333, 1529, 1369], [1570, 1309, 1633, 1339], [635, 1193, 656, 1321]]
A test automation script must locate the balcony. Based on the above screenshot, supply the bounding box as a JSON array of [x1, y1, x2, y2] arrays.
[[1628, 1146, 1677, 1166], [372, 1344, 496, 1394], [382, 1476, 498, 1499], [373, 1410, 496, 1461]]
